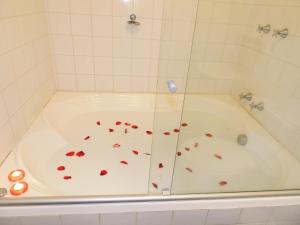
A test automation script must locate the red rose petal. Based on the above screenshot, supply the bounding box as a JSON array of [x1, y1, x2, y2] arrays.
[[76, 151, 85, 157], [194, 142, 199, 148], [84, 136, 90, 140], [152, 182, 158, 189], [66, 151, 75, 157], [159, 163, 164, 168], [219, 181, 227, 186], [164, 132, 170, 136], [96, 121, 101, 126], [116, 121, 122, 125], [100, 170, 108, 176], [214, 154, 222, 160], [109, 128, 114, 132], [177, 152, 182, 156], [173, 128, 180, 133], [185, 147, 190, 151], [113, 143, 121, 149], [181, 123, 188, 127], [132, 150, 139, 155], [146, 131, 152, 135], [125, 122, 131, 126], [206, 133, 213, 138], [63, 176, 72, 180], [57, 166, 65, 171], [125, 128, 128, 134], [120, 160, 128, 165], [132, 125, 138, 129], [185, 167, 193, 173]]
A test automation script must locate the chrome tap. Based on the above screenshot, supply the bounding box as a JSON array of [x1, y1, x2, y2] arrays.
[[239, 92, 253, 101], [0, 188, 7, 197], [257, 24, 271, 34], [273, 28, 288, 38], [249, 102, 264, 111]]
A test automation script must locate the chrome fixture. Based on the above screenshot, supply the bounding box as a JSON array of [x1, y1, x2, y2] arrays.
[[237, 134, 248, 146], [257, 24, 271, 34], [0, 188, 7, 198], [166, 80, 177, 93], [273, 28, 288, 39], [127, 13, 140, 26], [239, 92, 253, 101], [250, 102, 264, 111]]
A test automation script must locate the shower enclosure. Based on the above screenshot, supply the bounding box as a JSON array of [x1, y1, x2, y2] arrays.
[[1, 0, 300, 204]]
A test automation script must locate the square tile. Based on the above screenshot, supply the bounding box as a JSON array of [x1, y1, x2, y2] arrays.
[[137, 211, 172, 225], [101, 212, 136, 225], [206, 209, 241, 225]]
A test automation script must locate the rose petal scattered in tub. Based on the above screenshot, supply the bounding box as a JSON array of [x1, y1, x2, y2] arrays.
[[116, 121, 122, 126], [194, 142, 199, 148], [152, 182, 158, 189], [125, 122, 131, 126], [146, 131, 152, 135], [96, 121, 101, 126], [176, 152, 182, 156], [164, 132, 171, 136], [131, 125, 138, 129], [144, 153, 151, 156], [57, 166, 65, 171], [132, 150, 139, 155], [185, 147, 190, 151], [173, 128, 180, 133], [76, 151, 85, 157], [181, 123, 188, 127], [63, 176, 72, 180], [214, 154, 222, 160], [120, 160, 128, 165], [84, 136, 90, 140], [159, 163, 164, 169], [66, 151, 75, 157], [219, 181, 227, 186], [100, 170, 108, 176], [109, 128, 114, 132], [206, 133, 213, 138], [125, 128, 128, 134], [113, 143, 121, 149], [185, 167, 193, 173]]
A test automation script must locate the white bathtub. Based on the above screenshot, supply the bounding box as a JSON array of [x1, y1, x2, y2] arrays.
[[1, 92, 300, 203]]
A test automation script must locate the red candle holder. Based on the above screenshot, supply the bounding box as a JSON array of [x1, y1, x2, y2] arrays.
[[10, 182, 28, 196], [8, 170, 25, 182]]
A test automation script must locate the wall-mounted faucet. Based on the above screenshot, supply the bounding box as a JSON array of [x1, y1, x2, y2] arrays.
[[273, 28, 288, 39], [257, 24, 271, 34], [249, 102, 264, 111], [127, 13, 140, 26], [239, 92, 253, 101]]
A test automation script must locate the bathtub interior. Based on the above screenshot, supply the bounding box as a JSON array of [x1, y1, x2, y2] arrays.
[[1, 92, 300, 200]]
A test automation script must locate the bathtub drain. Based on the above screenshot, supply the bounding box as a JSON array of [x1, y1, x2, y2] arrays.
[[237, 134, 248, 146]]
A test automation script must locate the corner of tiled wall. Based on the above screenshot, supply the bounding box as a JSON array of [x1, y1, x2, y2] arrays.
[[0, 0, 56, 163]]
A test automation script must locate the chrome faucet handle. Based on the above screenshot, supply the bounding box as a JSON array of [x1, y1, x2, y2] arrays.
[[273, 28, 288, 38], [0, 188, 7, 197], [257, 24, 271, 34], [239, 92, 253, 101], [249, 102, 264, 111], [127, 13, 140, 26]]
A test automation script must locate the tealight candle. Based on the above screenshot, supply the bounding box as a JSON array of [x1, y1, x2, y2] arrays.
[[8, 170, 25, 182], [10, 182, 28, 196]]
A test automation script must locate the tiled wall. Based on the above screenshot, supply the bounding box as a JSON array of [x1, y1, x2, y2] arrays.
[[231, 1, 300, 159], [2, 205, 300, 225], [47, 0, 163, 93], [186, 0, 240, 94], [0, 0, 55, 163]]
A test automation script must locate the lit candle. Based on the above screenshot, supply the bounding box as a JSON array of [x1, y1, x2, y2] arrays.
[[10, 182, 28, 196], [8, 170, 25, 182]]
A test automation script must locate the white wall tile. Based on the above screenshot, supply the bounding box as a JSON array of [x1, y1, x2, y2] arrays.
[[239, 207, 273, 224], [206, 209, 241, 225], [73, 36, 93, 56], [20, 216, 61, 225], [61, 214, 99, 225], [71, 15, 92, 36], [101, 212, 136, 225], [137, 211, 172, 225], [0, 217, 21, 225], [172, 210, 208, 225], [91, 0, 113, 16]]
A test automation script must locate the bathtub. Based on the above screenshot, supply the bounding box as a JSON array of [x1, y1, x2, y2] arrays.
[[1, 92, 300, 207]]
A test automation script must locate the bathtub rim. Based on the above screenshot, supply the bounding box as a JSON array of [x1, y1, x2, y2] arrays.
[[2, 190, 300, 207]]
